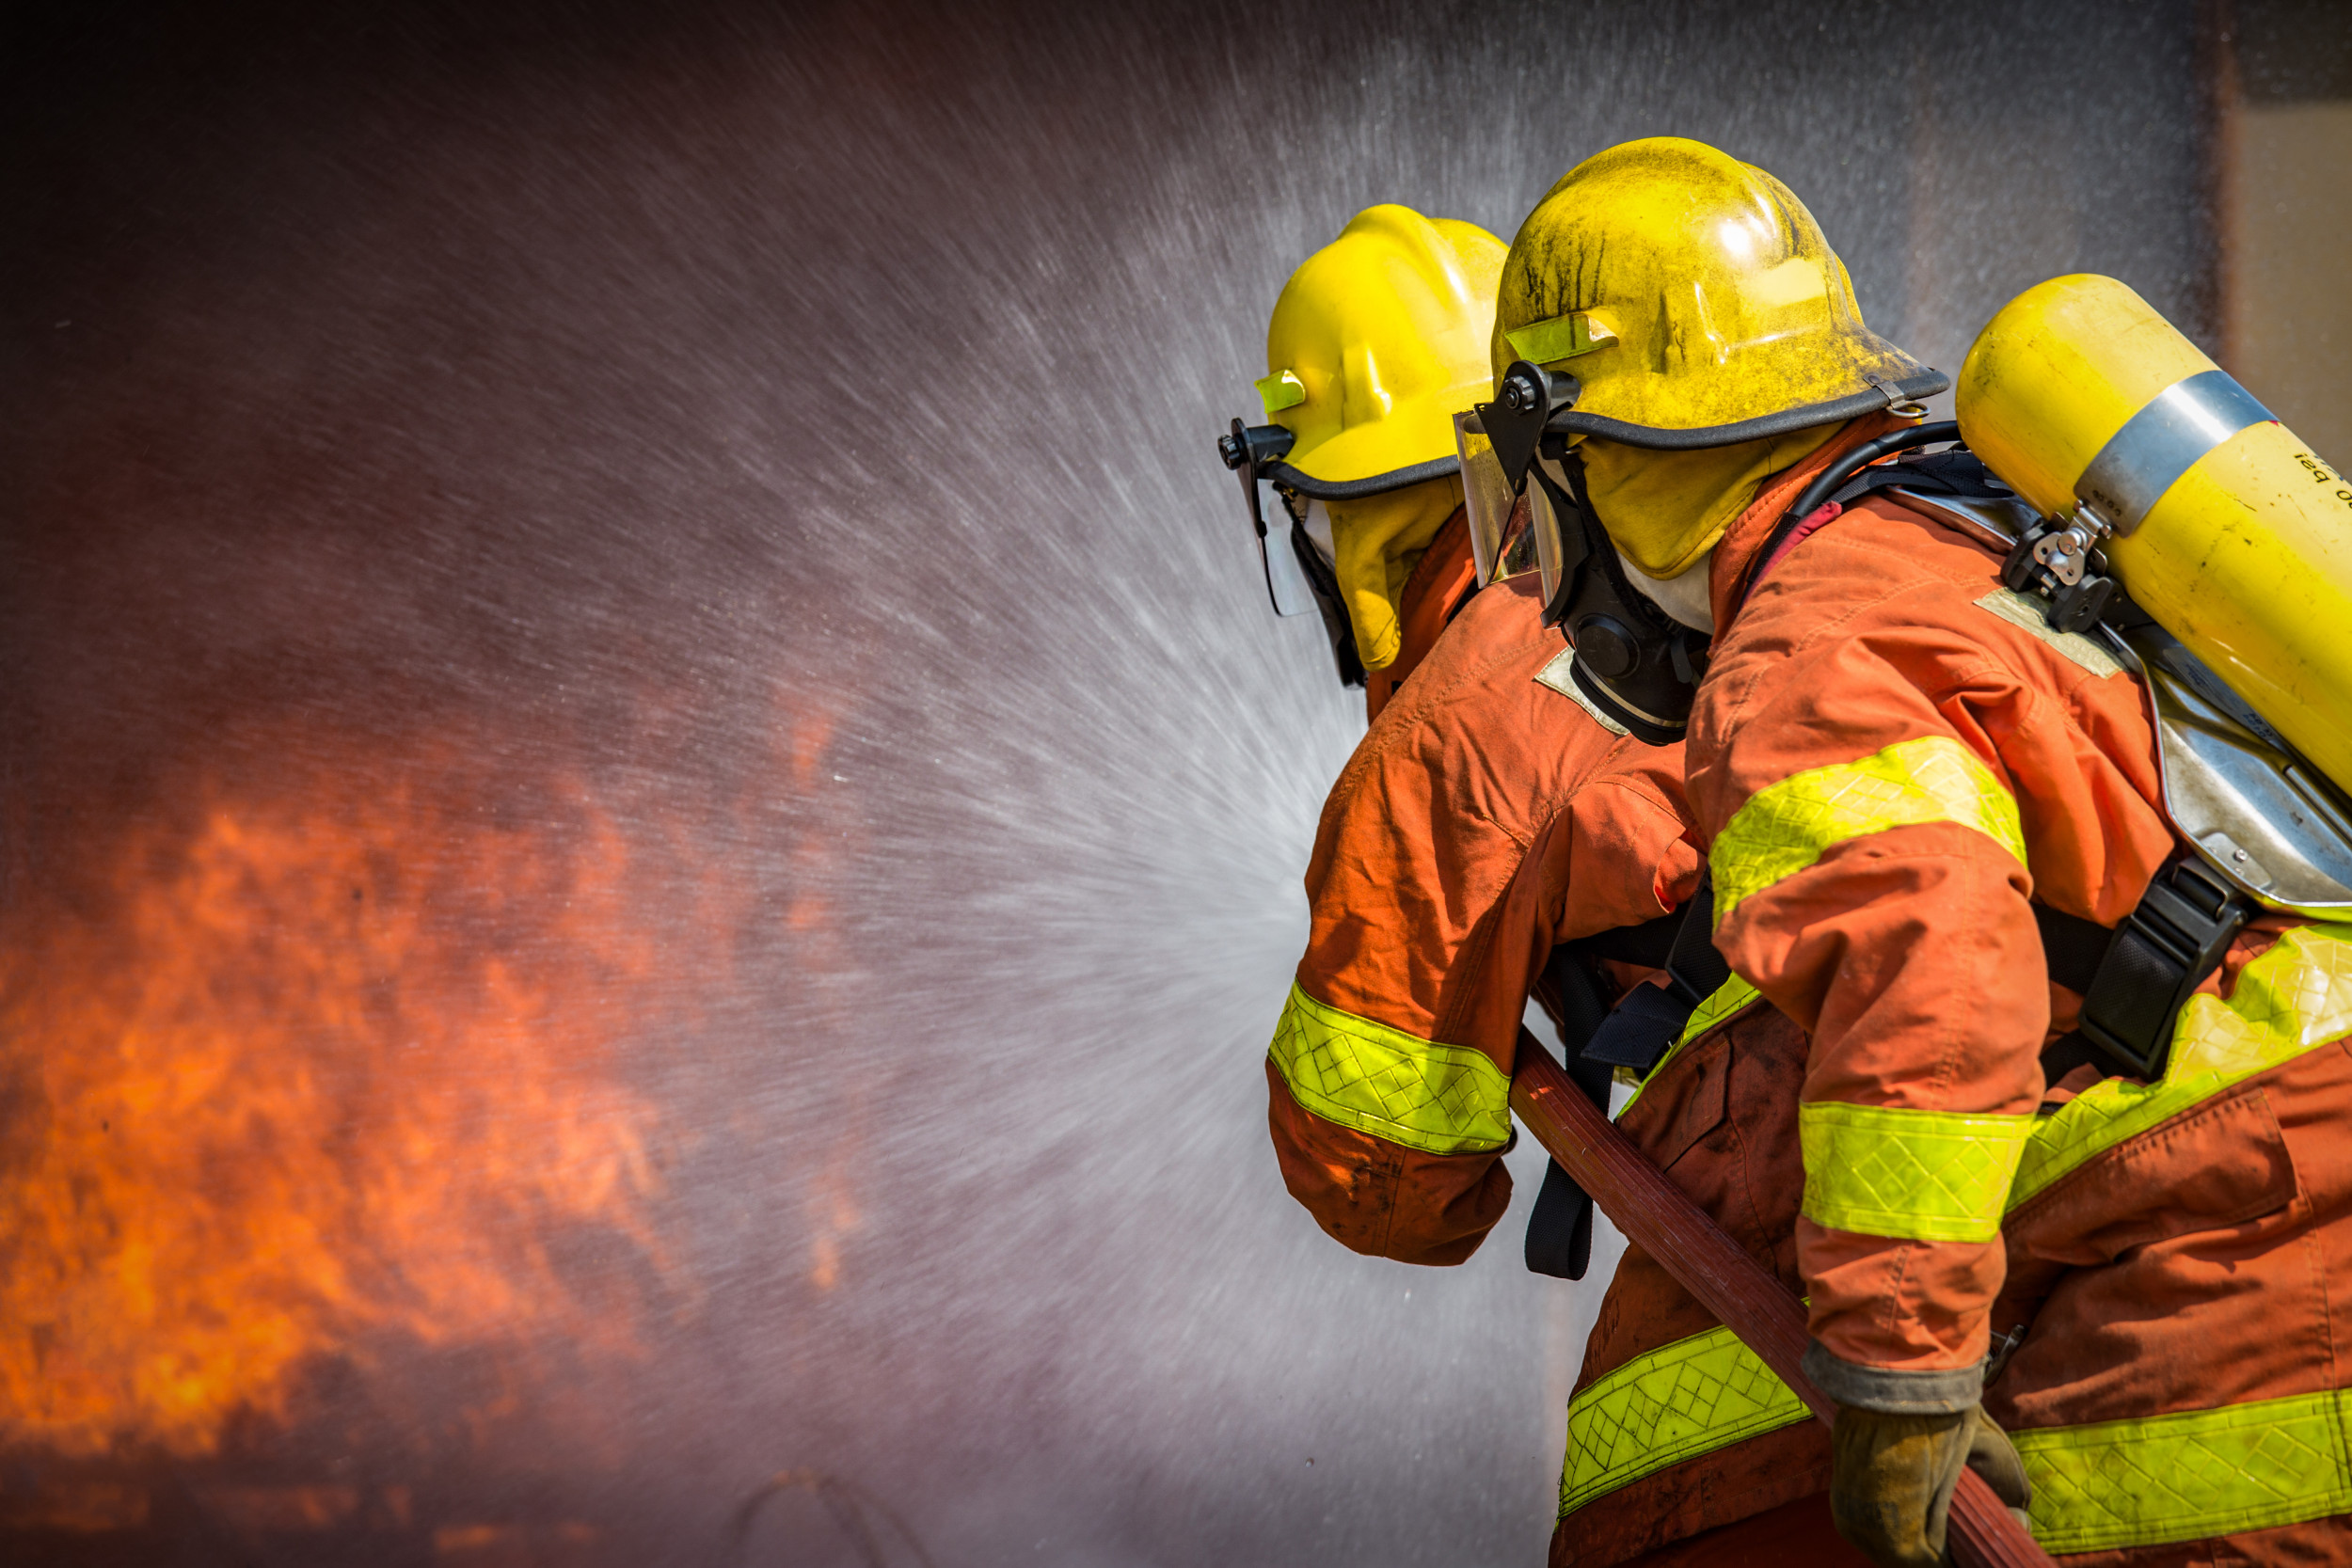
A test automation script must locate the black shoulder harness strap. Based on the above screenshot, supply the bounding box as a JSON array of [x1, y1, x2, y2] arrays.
[[2036, 854, 2249, 1084], [1524, 871, 1733, 1280], [1740, 431, 2017, 610]]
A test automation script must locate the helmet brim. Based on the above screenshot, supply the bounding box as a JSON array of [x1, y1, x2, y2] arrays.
[[1550, 368, 1949, 451], [1263, 452, 1459, 500]]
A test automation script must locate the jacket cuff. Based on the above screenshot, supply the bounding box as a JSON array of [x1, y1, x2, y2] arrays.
[[1801, 1339, 1981, 1415]]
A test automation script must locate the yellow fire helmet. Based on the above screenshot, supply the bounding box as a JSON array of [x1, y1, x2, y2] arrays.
[[1489, 137, 1943, 449], [1218, 206, 1506, 683], [1460, 137, 1946, 744], [1260, 204, 1505, 495]]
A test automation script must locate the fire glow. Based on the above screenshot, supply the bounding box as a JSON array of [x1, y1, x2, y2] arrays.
[[0, 754, 675, 1459]]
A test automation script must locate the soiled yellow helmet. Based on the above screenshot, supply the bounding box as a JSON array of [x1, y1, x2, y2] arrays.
[[1491, 137, 1942, 448], [1261, 205, 1504, 494]]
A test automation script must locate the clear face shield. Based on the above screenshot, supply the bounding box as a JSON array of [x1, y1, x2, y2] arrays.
[[1452, 410, 1541, 589]]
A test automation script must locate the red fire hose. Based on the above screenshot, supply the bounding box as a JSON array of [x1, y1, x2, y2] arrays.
[[1511, 1033, 2056, 1568]]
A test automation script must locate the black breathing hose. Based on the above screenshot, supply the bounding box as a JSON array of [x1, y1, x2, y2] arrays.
[[1738, 419, 1963, 608]]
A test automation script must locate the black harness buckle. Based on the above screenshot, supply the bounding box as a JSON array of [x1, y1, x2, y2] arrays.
[[2076, 855, 2249, 1081]]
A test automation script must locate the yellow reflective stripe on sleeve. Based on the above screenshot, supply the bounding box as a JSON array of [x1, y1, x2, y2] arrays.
[[1612, 975, 1762, 1123], [1266, 983, 1512, 1155], [1558, 1319, 1811, 1516], [1799, 1101, 2032, 1243], [2015, 1387, 2352, 1554], [2010, 922, 2352, 1210], [1709, 735, 2026, 922]]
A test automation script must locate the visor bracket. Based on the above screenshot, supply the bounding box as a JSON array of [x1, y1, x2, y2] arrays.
[[1476, 359, 1580, 497]]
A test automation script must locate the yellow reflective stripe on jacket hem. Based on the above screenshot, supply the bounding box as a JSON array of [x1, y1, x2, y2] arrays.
[[1613, 975, 1762, 1122], [2011, 922, 2352, 1209], [1558, 1318, 1811, 1516], [1800, 1101, 2032, 1243], [1682, 975, 1761, 1046], [1267, 983, 1512, 1155], [2016, 1386, 2352, 1553], [1710, 735, 2026, 922]]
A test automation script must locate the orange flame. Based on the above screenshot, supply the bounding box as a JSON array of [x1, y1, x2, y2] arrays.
[[0, 752, 676, 1457]]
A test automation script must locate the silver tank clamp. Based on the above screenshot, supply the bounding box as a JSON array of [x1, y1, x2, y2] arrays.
[[2001, 498, 2122, 634]]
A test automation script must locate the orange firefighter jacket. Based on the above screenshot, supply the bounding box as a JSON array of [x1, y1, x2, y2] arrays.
[[1541, 426, 1910, 1568], [1676, 451, 2352, 1561], [1266, 571, 1699, 1265]]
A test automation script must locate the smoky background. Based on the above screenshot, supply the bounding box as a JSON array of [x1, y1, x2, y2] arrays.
[[0, 2, 2217, 1565]]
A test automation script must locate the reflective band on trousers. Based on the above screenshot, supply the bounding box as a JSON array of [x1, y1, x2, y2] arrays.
[[1799, 1101, 2033, 1243], [1709, 735, 2026, 922], [1559, 1320, 1811, 1516], [1266, 982, 1512, 1155], [2017, 1387, 2352, 1554]]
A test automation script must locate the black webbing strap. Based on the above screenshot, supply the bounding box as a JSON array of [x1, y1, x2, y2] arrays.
[[1521, 1032, 1603, 1281], [1581, 869, 1729, 1071], [2034, 904, 2109, 995], [1832, 448, 2010, 513], [2035, 856, 2249, 1085], [1525, 873, 1732, 1281], [1575, 911, 1682, 969], [2078, 857, 2249, 1080], [1745, 447, 2017, 606], [1523, 945, 1619, 1281]]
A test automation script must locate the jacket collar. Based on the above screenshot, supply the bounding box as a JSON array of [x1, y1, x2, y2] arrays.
[[1705, 412, 1917, 636]]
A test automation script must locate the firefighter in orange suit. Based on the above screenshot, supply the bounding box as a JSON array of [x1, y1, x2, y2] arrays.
[[1222, 206, 1698, 1270], [1232, 198, 1883, 1566], [1482, 135, 2352, 1566], [1265, 565, 1700, 1262]]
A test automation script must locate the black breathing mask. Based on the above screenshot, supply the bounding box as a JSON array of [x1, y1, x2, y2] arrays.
[[1470, 360, 1708, 746], [1527, 438, 1709, 745]]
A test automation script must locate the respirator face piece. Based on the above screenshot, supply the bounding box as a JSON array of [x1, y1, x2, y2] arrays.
[[1470, 358, 1712, 744], [1526, 437, 1708, 745]]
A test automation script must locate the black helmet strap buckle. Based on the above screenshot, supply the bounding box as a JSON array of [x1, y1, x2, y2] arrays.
[[2036, 854, 2250, 1084], [1218, 417, 1365, 689], [1475, 359, 1579, 495]]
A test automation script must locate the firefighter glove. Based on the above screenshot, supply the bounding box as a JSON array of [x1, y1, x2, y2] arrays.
[[1828, 1402, 2031, 1567]]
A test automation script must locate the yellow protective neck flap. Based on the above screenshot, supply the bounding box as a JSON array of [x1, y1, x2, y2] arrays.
[[1580, 423, 1839, 579], [1326, 477, 1462, 671]]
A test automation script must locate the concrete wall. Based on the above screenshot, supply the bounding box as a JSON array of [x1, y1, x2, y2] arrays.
[[2224, 0, 2352, 462]]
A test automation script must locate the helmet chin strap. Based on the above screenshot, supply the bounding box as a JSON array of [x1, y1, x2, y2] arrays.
[[1617, 549, 1715, 633]]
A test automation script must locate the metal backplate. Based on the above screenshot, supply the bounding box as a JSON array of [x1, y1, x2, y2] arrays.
[[1885, 485, 2036, 552], [2106, 622, 2352, 919]]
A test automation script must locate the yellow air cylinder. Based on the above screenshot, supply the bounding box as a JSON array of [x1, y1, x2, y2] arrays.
[[1958, 274, 2352, 796]]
